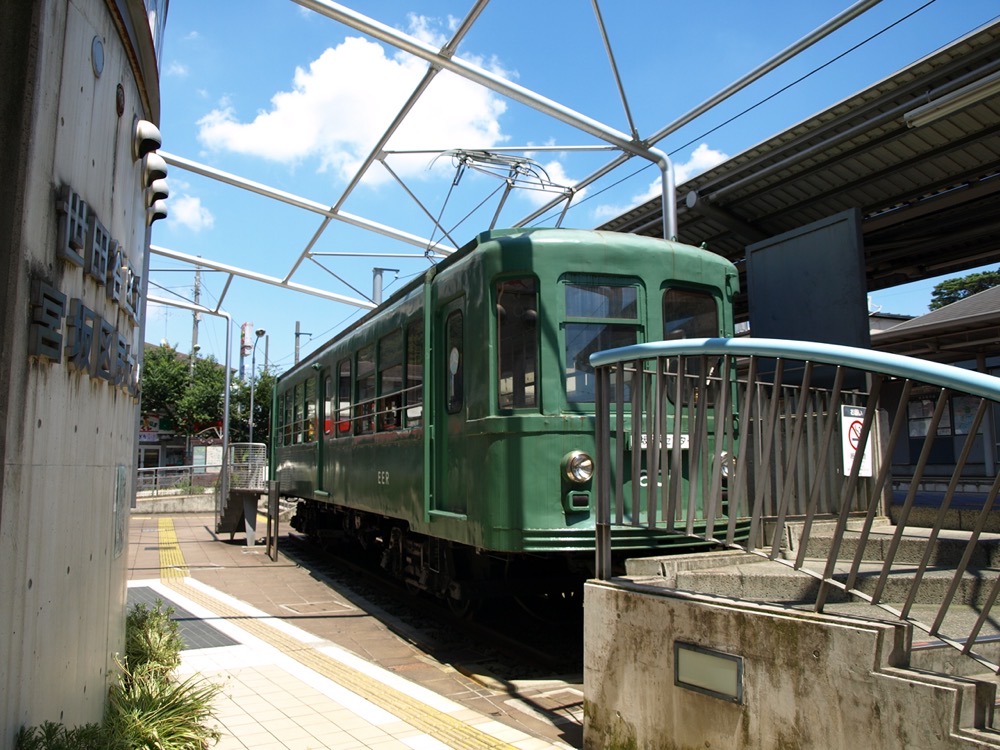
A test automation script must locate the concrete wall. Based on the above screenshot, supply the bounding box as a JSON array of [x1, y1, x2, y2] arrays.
[[0, 0, 161, 741], [584, 580, 996, 750]]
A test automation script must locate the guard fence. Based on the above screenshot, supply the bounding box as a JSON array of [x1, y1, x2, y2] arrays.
[[136, 463, 222, 497], [592, 337, 1000, 672]]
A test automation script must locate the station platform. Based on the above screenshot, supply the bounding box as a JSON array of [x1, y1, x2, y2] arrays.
[[127, 514, 577, 749]]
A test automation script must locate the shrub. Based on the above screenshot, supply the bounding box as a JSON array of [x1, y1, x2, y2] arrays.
[[17, 601, 220, 750], [14, 722, 103, 750], [125, 600, 183, 676], [105, 662, 220, 749]]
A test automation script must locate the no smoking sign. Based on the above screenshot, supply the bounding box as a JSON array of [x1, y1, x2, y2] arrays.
[[841, 405, 873, 477]]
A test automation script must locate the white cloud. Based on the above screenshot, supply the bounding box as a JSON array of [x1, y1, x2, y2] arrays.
[[196, 18, 509, 185], [591, 143, 730, 223], [166, 61, 188, 77], [167, 194, 215, 232], [674, 143, 729, 185], [518, 159, 586, 208]]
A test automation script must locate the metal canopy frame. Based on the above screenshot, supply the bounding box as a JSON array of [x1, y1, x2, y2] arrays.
[[151, 0, 882, 314]]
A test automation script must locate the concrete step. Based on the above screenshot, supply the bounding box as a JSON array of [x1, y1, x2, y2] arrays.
[[664, 555, 999, 607], [788, 522, 1000, 568]]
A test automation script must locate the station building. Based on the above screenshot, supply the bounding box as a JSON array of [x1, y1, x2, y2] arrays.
[[0, 0, 166, 740]]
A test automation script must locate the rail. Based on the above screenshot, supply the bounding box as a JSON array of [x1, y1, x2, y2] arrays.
[[592, 337, 1000, 672], [136, 463, 222, 497]]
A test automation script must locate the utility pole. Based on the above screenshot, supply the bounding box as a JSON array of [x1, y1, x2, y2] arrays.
[[294, 321, 312, 365], [190, 267, 201, 375]]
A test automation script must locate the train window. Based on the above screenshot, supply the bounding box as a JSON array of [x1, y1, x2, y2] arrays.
[[663, 289, 720, 406], [324, 375, 333, 435], [663, 288, 718, 339], [566, 283, 637, 319], [405, 319, 423, 426], [283, 390, 293, 446], [497, 278, 537, 409], [563, 279, 640, 405], [337, 359, 351, 436], [305, 377, 317, 442], [445, 311, 464, 413], [356, 344, 375, 434], [378, 330, 403, 430], [293, 382, 304, 443]]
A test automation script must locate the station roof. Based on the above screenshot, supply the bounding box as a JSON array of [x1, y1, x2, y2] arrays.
[[872, 284, 1000, 364], [598, 20, 1000, 321]]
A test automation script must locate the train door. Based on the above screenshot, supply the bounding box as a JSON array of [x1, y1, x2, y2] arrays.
[[432, 298, 468, 516]]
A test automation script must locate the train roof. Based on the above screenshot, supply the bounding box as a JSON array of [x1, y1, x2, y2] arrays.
[[279, 227, 734, 381]]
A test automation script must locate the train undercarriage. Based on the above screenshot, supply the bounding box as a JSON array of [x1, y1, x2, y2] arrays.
[[288, 498, 590, 614]]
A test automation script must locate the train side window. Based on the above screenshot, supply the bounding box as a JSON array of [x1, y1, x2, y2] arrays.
[[324, 375, 333, 435], [563, 279, 640, 405], [378, 330, 403, 430], [337, 359, 351, 436], [445, 311, 464, 414], [305, 376, 317, 442], [405, 319, 423, 426], [283, 390, 293, 446], [293, 382, 304, 444], [276, 393, 283, 446], [356, 344, 375, 434], [496, 278, 538, 409]]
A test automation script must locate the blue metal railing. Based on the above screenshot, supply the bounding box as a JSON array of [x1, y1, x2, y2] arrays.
[[592, 337, 1000, 671]]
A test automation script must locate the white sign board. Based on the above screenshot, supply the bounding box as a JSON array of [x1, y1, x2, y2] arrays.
[[841, 405, 873, 477]]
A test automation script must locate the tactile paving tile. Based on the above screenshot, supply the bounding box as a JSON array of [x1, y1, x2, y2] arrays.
[[128, 585, 240, 651]]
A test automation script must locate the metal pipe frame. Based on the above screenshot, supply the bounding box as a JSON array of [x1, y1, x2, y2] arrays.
[[152, 0, 885, 310], [146, 295, 234, 514]]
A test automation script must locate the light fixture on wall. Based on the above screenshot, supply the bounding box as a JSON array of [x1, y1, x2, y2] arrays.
[[674, 642, 743, 704], [904, 70, 1000, 128]]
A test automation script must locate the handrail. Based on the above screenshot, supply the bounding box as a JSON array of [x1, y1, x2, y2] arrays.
[[590, 337, 1000, 399], [591, 336, 1000, 673]]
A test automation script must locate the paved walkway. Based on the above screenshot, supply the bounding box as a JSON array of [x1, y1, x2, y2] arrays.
[[127, 514, 575, 749]]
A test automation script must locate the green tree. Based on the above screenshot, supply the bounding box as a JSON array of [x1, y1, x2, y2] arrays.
[[228, 367, 275, 445], [139, 345, 189, 430], [140, 346, 276, 446], [929, 269, 1000, 310], [174, 356, 227, 436]]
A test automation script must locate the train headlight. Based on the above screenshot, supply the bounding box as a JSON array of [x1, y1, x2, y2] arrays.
[[563, 451, 594, 484], [719, 451, 734, 481]]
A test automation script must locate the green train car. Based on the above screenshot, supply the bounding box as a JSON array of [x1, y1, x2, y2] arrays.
[[273, 227, 739, 606]]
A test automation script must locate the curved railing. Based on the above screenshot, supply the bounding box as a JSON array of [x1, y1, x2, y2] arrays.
[[592, 337, 1000, 672]]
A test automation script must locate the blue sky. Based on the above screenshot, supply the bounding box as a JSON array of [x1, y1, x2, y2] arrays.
[[149, 0, 1000, 372]]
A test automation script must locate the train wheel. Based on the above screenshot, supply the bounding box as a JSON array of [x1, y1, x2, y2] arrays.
[[447, 594, 476, 619]]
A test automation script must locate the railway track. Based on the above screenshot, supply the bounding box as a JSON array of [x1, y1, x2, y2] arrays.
[[279, 532, 584, 679]]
